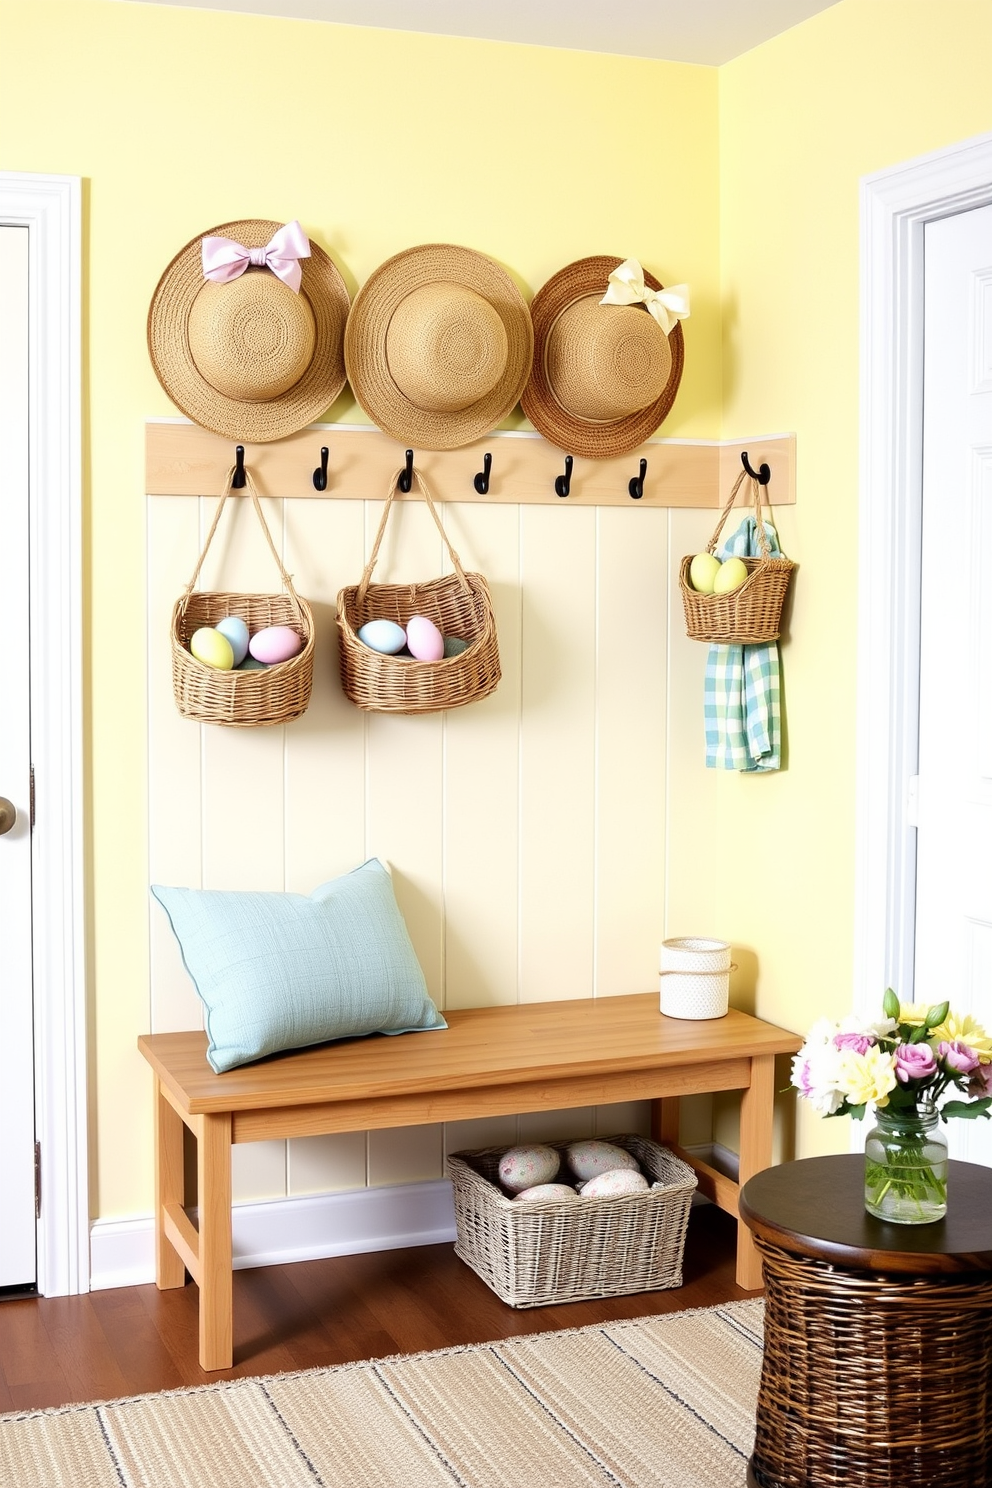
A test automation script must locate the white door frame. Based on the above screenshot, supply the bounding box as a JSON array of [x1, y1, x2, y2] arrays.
[[0, 173, 87, 1295], [855, 133, 992, 1029]]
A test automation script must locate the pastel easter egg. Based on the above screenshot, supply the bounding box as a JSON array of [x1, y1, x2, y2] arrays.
[[215, 615, 250, 666], [579, 1167, 650, 1198], [358, 619, 407, 655], [189, 626, 234, 671], [514, 1183, 579, 1204], [405, 614, 445, 662], [498, 1144, 561, 1194], [234, 654, 268, 671], [248, 625, 303, 665], [565, 1139, 640, 1183], [443, 635, 469, 658]]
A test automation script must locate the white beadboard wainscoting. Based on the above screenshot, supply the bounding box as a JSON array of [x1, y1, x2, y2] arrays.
[[145, 474, 718, 1235]]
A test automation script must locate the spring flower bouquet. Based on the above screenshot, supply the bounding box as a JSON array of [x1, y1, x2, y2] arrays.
[[792, 990, 992, 1222]]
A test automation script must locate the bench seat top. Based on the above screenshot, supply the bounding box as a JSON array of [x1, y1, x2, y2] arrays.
[[138, 993, 800, 1117]]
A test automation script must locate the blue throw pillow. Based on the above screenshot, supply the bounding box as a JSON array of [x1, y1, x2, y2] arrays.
[[151, 858, 446, 1072]]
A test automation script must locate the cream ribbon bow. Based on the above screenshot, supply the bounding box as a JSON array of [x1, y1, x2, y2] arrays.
[[600, 259, 690, 335], [201, 220, 311, 294]]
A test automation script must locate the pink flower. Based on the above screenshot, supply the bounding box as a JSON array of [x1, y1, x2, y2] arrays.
[[893, 1042, 937, 1084], [833, 1032, 874, 1055], [939, 1040, 980, 1074], [968, 1062, 992, 1099]]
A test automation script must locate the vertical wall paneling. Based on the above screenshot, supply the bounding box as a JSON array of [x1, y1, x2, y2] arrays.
[[518, 505, 598, 1002], [441, 502, 522, 1010], [594, 505, 668, 999]]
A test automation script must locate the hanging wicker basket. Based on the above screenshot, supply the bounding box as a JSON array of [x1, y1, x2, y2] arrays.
[[336, 466, 500, 715], [679, 467, 795, 644], [170, 467, 315, 726]]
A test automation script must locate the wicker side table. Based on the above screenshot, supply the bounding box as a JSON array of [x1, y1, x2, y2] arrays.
[[739, 1154, 992, 1488]]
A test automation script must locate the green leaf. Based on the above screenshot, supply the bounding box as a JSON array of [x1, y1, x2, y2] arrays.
[[925, 1001, 950, 1029], [882, 988, 901, 1020], [846, 1103, 867, 1121], [940, 1099, 992, 1120], [909, 1024, 931, 1043]]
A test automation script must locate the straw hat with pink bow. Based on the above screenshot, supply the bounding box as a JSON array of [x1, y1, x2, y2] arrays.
[[147, 218, 350, 442], [521, 255, 690, 459]]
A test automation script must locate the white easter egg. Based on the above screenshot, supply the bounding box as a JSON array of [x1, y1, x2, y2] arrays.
[[565, 1140, 639, 1182], [215, 615, 250, 666], [405, 614, 445, 662], [514, 1183, 579, 1203], [498, 1144, 561, 1194], [189, 626, 234, 671], [358, 619, 407, 655], [579, 1167, 650, 1198]]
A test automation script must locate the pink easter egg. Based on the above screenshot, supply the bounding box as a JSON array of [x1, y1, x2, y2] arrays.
[[248, 625, 304, 665], [405, 614, 444, 662]]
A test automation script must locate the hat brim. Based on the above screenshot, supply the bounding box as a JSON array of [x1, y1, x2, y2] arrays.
[[148, 219, 350, 443], [521, 255, 685, 460], [344, 244, 534, 452]]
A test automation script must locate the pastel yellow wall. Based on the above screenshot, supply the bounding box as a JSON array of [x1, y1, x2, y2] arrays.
[[1, 0, 719, 1219], [667, 0, 992, 1160]]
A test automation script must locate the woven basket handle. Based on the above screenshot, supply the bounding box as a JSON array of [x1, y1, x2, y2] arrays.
[[179, 466, 305, 623], [704, 467, 772, 560], [357, 465, 471, 606]]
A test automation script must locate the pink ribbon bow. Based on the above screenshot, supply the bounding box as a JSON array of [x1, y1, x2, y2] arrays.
[[201, 220, 311, 294]]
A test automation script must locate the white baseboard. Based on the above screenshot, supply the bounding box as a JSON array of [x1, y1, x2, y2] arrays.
[[89, 1178, 457, 1292]]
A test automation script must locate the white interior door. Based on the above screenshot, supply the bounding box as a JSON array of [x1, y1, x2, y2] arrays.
[[915, 201, 992, 1165], [0, 223, 38, 1288]]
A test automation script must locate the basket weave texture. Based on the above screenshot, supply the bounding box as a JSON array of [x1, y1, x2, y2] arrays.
[[170, 468, 314, 727], [751, 1235, 992, 1488], [679, 467, 794, 644], [447, 1134, 696, 1308], [336, 467, 500, 715]]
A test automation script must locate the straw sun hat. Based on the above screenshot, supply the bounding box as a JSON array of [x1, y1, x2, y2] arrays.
[[148, 218, 350, 443], [521, 255, 689, 459], [344, 243, 534, 451]]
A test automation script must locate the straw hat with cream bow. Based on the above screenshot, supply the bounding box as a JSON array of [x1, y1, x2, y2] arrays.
[[344, 243, 534, 451], [521, 256, 689, 459], [148, 218, 350, 442]]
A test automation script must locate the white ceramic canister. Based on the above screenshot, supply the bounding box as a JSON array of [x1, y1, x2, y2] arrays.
[[659, 937, 732, 1019]]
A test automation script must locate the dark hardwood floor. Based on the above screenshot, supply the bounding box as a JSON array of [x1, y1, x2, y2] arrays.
[[0, 1205, 751, 1414]]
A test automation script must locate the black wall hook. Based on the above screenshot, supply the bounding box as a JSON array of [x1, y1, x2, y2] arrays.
[[399, 448, 415, 493], [232, 445, 246, 489], [555, 455, 573, 498], [741, 451, 771, 485], [473, 452, 492, 495], [628, 458, 647, 500], [312, 446, 329, 492]]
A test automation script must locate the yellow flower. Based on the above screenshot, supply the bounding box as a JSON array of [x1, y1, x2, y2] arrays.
[[898, 1002, 930, 1027], [929, 1011, 992, 1060], [837, 1046, 898, 1108]]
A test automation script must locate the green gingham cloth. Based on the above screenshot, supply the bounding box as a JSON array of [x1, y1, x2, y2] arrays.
[[704, 517, 782, 772]]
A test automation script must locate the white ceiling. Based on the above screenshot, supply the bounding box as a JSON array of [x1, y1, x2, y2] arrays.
[[121, 0, 843, 66]]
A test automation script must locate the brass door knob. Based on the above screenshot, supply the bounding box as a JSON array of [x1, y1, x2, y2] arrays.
[[0, 797, 17, 835]]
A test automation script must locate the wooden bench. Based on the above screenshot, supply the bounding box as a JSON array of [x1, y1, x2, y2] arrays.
[[138, 992, 801, 1370]]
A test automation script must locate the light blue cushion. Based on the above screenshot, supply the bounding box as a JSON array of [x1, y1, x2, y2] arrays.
[[151, 859, 446, 1073]]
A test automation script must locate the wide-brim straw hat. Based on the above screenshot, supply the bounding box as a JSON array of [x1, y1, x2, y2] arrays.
[[344, 243, 534, 451], [521, 255, 685, 459], [148, 218, 350, 442]]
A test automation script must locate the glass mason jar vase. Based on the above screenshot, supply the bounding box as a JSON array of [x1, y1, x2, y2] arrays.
[[864, 1101, 948, 1224]]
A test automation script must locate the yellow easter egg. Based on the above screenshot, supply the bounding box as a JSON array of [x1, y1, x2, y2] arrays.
[[190, 626, 234, 670]]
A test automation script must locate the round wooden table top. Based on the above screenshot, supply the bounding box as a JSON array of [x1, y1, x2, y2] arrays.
[[739, 1154, 992, 1276]]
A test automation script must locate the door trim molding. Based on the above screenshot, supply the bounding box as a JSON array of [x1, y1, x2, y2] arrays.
[[855, 133, 992, 1030], [0, 173, 87, 1294]]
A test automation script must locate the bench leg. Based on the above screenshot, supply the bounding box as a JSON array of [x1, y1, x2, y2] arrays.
[[736, 1054, 775, 1291], [195, 1111, 233, 1371], [154, 1082, 187, 1291]]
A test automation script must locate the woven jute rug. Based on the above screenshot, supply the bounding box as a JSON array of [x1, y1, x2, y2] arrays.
[[0, 1299, 763, 1488]]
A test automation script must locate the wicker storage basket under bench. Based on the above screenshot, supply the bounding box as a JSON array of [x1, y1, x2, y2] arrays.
[[447, 1133, 697, 1308]]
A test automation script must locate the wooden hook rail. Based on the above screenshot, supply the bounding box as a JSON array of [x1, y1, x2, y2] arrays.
[[146, 421, 796, 508]]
